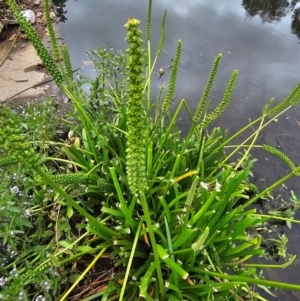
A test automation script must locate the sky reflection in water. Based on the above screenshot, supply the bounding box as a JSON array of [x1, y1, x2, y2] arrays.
[[55, 2, 300, 299]]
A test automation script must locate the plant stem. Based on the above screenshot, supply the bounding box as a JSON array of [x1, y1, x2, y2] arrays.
[[119, 222, 142, 301], [223, 255, 296, 269], [235, 115, 265, 171], [212, 105, 291, 161], [60, 248, 106, 301], [252, 214, 300, 225], [190, 267, 300, 291], [139, 192, 165, 298], [239, 172, 294, 210]]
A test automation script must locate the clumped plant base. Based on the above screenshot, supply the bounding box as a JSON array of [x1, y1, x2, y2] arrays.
[[1, 0, 300, 300]]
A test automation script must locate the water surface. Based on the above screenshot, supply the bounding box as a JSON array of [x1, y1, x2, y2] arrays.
[[55, 0, 300, 299]]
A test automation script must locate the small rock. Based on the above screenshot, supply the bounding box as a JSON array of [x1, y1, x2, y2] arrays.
[[62, 94, 69, 104], [50, 12, 56, 20], [21, 10, 36, 24], [20, 44, 26, 48], [34, 0, 41, 5], [36, 12, 43, 18]]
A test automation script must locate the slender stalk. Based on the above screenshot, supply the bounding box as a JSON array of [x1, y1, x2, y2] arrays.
[[211, 105, 292, 161], [223, 255, 296, 269], [33, 166, 118, 239], [239, 173, 294, 210], [190, 267, 300, 291], [252, 214, 300, 225], [235, 114, 265, 170], [60, 248, 106, 301], [139, 192, 165, 298], [119, 222, 142, 301], [45, 157, 87, 170], [208, 106, 292, 178], [147, 40, 152, 112]]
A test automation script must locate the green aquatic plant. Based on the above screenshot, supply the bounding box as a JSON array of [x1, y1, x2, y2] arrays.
[[200, 69, 238, 130], [267, 83, 300, 116], [156, 9, 167, 57], [193, 53, 223, 123], [61, 44, 73, 81], [146, 0, 152, 41], [124, 18, 147, 194], [161, 40, 182, 112], [263, 144, 296, 171], [3, 0, 300, 300]]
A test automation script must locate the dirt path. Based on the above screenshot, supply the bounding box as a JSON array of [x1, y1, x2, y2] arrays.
[[0, 0, 66, 105]]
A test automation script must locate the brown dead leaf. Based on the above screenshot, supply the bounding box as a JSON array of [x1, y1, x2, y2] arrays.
[[20, 33, 28, 40], [8, 33, 16, 41]]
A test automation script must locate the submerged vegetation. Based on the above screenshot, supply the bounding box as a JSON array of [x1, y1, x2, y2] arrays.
[[2, 0, 300, 300]]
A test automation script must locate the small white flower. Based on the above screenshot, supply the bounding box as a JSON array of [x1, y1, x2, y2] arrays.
[[215, 181, 221, 192], [10, 186, 19, 194], [200, 182, 209, 191], [0, 277, 7, 287]]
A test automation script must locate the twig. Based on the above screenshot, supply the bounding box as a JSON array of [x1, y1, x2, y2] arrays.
[[0, 27, 20, 68], [9, 78, 28, 82]]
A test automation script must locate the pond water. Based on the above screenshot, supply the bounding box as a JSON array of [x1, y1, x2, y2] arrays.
[[54, 0, 300, 299]]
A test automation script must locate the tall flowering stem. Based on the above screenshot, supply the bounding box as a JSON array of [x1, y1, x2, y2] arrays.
[[193, 54, 222, 123], [44, 0, 61, 62], [263, 144, 300, 176], [146, 0, 152, 41], [61, 44, 73, 81], [162, 40, 182, 112], [5, 0, 63, 86], [267, 83, 300, 116], [200, 69, 238, 130], [124, 18, 147, 194], [124, 18, 165, 297]]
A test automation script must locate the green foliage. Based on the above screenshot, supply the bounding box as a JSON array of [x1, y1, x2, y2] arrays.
[[2, 0, 300, 300], [36, 172, 89, 185], [0, 105, 38, 169]]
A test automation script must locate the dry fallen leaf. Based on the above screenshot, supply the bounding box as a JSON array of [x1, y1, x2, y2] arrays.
[[20, 33, 28, 40], [8, 34, 16, 41]]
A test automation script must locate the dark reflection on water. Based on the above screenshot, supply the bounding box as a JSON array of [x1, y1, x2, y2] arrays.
[[52, 0, 72, 23], [242, 0, 300, 40], [54, 0, 300, 299]]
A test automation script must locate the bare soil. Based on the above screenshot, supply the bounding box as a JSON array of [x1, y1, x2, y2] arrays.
[[0, 0, 53, 41]]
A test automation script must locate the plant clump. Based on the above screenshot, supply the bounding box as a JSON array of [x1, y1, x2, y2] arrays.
[[1, 0, 300, 300]]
